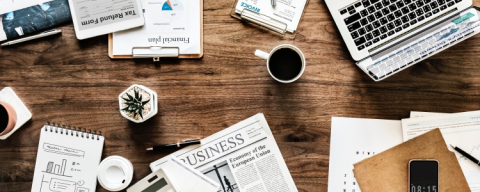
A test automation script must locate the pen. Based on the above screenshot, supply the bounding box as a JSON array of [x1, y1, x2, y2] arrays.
[[271, 0, 276, 8], [147, 139, 201, 151], [1, 29, 62, 47], [450, 144, 480, 166]]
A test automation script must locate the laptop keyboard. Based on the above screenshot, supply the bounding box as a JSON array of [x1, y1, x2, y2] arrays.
[[365, 21, 480, 80], [341, 0, 463, 51]]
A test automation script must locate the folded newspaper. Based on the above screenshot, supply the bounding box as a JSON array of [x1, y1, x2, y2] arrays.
[[0, 0, 71, 42], [150, 113, 297, 192]]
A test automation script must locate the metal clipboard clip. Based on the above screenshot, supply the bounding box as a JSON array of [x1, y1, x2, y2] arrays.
[[132, 46, 180, 62], [239, 9, 288, 34]]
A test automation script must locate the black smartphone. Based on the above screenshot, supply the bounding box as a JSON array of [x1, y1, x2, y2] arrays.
[[409, 160, 439, 192]]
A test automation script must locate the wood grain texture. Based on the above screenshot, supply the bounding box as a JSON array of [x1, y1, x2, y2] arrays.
[[1, 0, 480, 191]]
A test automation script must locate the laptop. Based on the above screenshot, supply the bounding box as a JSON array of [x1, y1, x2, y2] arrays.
[[325, 0, 480, 81]]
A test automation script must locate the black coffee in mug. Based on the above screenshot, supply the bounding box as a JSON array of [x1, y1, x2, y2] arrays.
[[269, 48, 303, 81], [0, 105, 8, 133]]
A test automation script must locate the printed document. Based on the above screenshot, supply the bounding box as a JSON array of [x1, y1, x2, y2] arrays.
[[150, 113, 297, 192], [410, 111, 447, 118], [71, 0, 141, 31], [113, 0, 201, 55], [403, 111, 480, 192], [235, 0, 307, 33], [328, 117, 403, 192]]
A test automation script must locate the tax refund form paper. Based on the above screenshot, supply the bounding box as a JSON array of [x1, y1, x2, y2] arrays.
[[403, 111, 480, 192], [112, 0, 201, 55], [328, 117, 403, 192]]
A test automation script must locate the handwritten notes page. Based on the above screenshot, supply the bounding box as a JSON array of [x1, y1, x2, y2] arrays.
[[31, 125, 104, 192], [328, 117, 403, 192]]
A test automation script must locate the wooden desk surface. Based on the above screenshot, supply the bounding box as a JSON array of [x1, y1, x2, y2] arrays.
[[2, 0, 480, 191]]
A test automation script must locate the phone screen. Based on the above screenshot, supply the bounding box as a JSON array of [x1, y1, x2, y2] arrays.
[[409, 160, 438, 192]]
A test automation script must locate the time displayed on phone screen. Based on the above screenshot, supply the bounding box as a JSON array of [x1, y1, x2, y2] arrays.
[[409, 160, 438, 192]]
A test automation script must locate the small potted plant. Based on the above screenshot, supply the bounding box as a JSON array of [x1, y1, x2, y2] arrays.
[[119, 84, 158, 123]]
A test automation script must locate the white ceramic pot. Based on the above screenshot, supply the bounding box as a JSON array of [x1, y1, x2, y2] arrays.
[[118, 84, 158, 123]]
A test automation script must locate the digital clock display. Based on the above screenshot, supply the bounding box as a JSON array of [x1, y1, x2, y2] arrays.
[[410, 160, 438, 192], [410, 185, 437, 192]]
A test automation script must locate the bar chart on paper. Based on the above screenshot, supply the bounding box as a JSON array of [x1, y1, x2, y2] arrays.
[[43, 159, 71, 177], [31, 125, 104, 192]]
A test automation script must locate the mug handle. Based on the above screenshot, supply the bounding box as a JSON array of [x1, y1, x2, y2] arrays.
[[255, 50, 270, 60]]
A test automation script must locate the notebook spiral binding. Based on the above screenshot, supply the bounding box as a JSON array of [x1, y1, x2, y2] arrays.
[[44, 122, 102, 140]]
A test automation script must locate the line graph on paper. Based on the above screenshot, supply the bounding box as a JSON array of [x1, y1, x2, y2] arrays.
[[459, 144, 480, 186], [444, 128, 480, 191], [459, 144, 480, 162], [454, 143, 480, 190]]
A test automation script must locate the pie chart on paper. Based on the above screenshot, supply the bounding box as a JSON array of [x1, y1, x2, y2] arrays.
[[162, 0, 184, 11], [161, 0, 185, 22]]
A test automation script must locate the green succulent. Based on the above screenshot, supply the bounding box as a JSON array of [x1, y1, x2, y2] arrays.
[[121, 88, 150, 119]]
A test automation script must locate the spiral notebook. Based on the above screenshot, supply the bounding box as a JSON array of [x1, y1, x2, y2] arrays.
[[31, 123, 104, 192]]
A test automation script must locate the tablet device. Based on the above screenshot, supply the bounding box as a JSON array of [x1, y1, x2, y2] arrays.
[[68, 0, 145, 40]]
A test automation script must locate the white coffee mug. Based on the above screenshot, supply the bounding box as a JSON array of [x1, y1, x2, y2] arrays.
[[255, 44, 306, 83]]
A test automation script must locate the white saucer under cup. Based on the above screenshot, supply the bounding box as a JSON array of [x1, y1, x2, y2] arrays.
[[0, 87, 32, 140]]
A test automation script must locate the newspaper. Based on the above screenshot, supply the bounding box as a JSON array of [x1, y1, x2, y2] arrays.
[[0, 0, 71, 41], [150, 113, 297, 192]]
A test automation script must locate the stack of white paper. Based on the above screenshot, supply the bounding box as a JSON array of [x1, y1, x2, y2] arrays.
[[328, 117, 403, 192], [403, 111, 480, 192], [328, 111, 480, 192]]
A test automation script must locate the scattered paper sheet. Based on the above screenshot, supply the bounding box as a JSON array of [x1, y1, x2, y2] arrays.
[[328, 117, 403, 192], [403, 111, 480, 192], [410, 111, 448, 118], [163, 156, 219, 192]]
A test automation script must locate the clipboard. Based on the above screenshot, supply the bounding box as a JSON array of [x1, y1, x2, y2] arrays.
[[230, 0, 309, 38], [108, 0, 203, 62], [353, 129, 471, 192]]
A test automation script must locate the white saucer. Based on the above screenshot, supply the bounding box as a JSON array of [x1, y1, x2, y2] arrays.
[[0, 87, 32, 140]]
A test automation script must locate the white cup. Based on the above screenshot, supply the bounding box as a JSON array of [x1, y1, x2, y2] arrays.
[[97, 156, 134, 191], [255, 44, 306, 83]]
